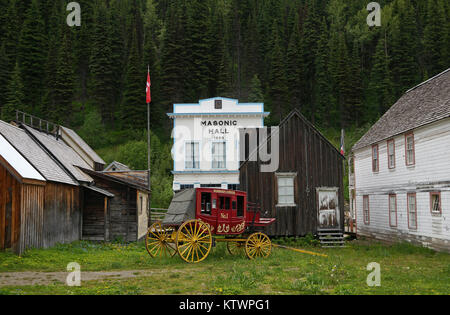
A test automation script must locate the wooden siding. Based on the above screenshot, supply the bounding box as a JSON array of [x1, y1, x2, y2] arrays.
[[0, 163, 21, 252], [353, 118, 450, 251], [84, 176, 139, 242], [240, 113, 345, 237]]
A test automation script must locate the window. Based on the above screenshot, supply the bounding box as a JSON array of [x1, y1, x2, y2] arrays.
[[200, 184, 221, 188], [407, 193, 417, 229], [215, 99, 222, 109], [219, 196, 231, 210], [228, 184, 240, 191], [389, 194, 397, 227], [387, 139, 395, 169], [201, 192, 212, 215], [237, 195, 244, 217], [430, 192, 441, 215], [180, 184, 194, 190], [185, 142, 200, 169], [363, 195, 370, 225], [212, 142, 226, 169], [372, 145, 379, 172], [276, 174, 296, 206], [405, 133, 415, 166]]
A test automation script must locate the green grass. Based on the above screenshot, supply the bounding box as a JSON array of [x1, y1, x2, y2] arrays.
[[0, 240, 448, 295]]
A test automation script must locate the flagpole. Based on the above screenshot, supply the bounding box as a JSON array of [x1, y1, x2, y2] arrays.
[[147, 66, 151, 225]]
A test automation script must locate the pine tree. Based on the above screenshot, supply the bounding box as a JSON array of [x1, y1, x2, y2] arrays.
[[0, 44, 9, 112], [286, 13, 303, 113], [248, 74, 264, 103], [89, 1, 114, 124], [17, 0, 47, 114], [52, 31, 75, 124], [314, 17, 333, 127], [423, 0, 448, 77], [267, 20, 288, 124], [369, 36, 394, 117], [121, 28, 145, 129], [3, 62, 25, 121]]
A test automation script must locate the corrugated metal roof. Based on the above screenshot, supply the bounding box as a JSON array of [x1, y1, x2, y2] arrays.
[[353, 68, 450, 151], [0, 120, 78, 185], [0, 134, 46, 182], [23, 125, 93, 183], [60, 126, 106, 165]]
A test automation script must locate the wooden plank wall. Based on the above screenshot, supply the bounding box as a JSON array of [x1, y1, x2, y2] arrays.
[[19, 184, 44, 254], [42, 183, 80, 249], [240, 114, 345, 237], [0, 163, 21, 252], [82, 189, 105, 240], [85, 176, 138, 242]]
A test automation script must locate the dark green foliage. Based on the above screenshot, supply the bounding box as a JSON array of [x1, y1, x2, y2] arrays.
[[0, 0, 449, 207], [3, 62, 25, 121], [17, 0, 47, 113]]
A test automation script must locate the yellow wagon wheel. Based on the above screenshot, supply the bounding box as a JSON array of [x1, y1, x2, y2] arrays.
[[245, 232, 272, 259], [176, 220, 212, 263], [227, 241, 245, 256], [145, 222, 177, 258]]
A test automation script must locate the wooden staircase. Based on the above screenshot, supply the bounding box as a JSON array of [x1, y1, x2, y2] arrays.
[[318, 230, 345, 248]]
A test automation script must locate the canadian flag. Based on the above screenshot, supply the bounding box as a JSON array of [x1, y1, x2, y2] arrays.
[[146, 68, 151, 104]]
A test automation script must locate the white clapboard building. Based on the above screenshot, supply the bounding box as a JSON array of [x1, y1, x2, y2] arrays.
[[349, 69, 450, 252], [168, 97, 269, 191]]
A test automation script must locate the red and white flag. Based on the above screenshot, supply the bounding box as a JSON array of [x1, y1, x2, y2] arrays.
[[146, 68, 151, 104]]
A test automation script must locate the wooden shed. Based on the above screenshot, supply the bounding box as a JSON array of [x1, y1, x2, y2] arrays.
[[239, 110, 345, 242], [80, 168, 150, 242]]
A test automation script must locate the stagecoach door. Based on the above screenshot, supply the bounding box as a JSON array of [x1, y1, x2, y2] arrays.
[[317, 188, 340, 231], [217, 195, 232, 234]]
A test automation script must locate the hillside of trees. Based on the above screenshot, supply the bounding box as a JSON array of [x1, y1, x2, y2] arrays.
[[0, 0, 449, 206]]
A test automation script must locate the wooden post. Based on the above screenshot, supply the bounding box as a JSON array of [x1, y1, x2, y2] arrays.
[[104, 197, 108, 241]]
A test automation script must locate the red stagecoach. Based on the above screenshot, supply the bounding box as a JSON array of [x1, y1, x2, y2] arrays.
[[145, 188, 276, 263]]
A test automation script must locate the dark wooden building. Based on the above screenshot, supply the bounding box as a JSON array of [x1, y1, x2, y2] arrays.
[[239, 110, 345, 238], [80, 168, 150, 242]]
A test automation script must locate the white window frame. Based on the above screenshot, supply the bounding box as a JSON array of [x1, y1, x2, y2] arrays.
[[389, 194, 397, 227], [185, 141, 200, 169], [276, 173, 296, 207], [405, 133, 415, 166], [212, 141, 226, 169], [363, 195, 370, 225], [387, 139, 395, 169]]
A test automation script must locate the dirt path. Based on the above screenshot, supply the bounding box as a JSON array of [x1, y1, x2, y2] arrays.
[[0, 269, 183, 287]]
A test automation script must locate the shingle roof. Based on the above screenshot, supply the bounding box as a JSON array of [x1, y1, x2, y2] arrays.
[[0, 120, 78, 185], [353, 68, 450, 151], [23, 125, 93, 183], [104, 161, 131, 171], [60, 126, 106, 165]]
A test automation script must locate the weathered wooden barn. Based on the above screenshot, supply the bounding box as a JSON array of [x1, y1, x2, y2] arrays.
[[0, 120, 81, 254], [239, 110, 345, 242], [0, 115, 149, 254], [350, 68, 450, 252]]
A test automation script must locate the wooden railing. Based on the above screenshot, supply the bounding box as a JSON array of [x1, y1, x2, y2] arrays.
[[15, 110, 60, 138], [149, 208, 168, 222]]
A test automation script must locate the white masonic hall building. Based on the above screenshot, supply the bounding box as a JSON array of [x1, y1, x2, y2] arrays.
[[168, 97, 269, 191]]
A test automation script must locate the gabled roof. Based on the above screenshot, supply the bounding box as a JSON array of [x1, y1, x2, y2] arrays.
[[241, 109, 344, 167], [0, 134, 46, 183], [79, 167, 150, 192], [104, 161, 131, 172], [0, 120, 78, 186], [60, 126, 106, 165], [23, 125, 93, 183], [353, 68, 450, 151]]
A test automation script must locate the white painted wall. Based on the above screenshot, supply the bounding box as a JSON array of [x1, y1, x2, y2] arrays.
[[170, 98, 267, 190], [353, 118, 450, 248]]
